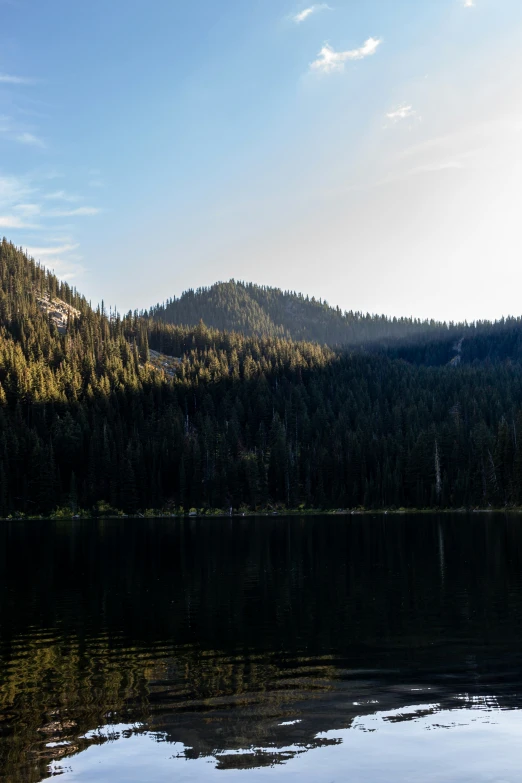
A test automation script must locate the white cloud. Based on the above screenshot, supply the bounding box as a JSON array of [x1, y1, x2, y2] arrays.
[[311, 37, 382, 73], [385, 105, 421, 128], [387, 105, 417, 122], [293, 4, 329, 23], [16, 132, 45, 148], [464, 0, 475, 7], [0, 73, 33, 85]]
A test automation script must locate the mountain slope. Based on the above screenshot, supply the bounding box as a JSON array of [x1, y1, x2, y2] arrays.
[[147, 280, 452, 346], [3, 239, 522, 515], [149, 279, 522, 366]]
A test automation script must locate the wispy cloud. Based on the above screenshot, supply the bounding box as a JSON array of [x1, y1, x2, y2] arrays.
[[24, 243, 85, 280], [293, 4, 329, 23], [375, 117, 516, 189], [0, 214, 42, 230], [0, 175, 33, 209], [14, 203, 41, 216], [39, 169, 66, 181], [15, 131, 46, 148], [0, 175, 100, 223], [44, 190, 81, 203], [47, 258, 87, 281], [0, 116, 46, 148], [0, 167, 97, 285], [311, 37, 382, 73], [0, 73, 34, 85], [87, 168, 104, 188], [410, 161, 465, 174], [48, 206, 101, 217], [0, 215, 26, 228], [25, 243, 80, 257]]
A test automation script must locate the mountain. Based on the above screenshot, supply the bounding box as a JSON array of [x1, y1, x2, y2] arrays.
[[147, 280, 522, 365], [147, 280, 454, 346], [3, 238, 522, 516]]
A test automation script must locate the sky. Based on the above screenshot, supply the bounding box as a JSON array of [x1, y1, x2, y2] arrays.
[[1, 0, 522, 322]]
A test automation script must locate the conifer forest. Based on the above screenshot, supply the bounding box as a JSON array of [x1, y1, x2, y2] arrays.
[[2, 238, 522, 516]]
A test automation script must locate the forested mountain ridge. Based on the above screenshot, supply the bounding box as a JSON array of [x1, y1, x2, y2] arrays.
[[147, 280, 452, 346], [148, 280, 522, 365], [3, 239, 522, 516]]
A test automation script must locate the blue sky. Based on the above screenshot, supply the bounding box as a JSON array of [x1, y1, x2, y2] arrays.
[[1, 0, 521, 320]]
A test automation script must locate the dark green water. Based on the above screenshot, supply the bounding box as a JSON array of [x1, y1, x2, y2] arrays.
[[2, 514, 522, 782]]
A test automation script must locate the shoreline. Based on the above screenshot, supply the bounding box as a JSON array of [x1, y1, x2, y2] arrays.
[[2, 507, 522, 522]]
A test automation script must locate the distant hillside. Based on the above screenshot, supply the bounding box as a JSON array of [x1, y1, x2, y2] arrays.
[[147, 280, 522, 365], [147, 280, 453, 347]]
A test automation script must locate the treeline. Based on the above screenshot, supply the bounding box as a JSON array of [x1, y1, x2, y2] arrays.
[[2, 239, 522, 514]]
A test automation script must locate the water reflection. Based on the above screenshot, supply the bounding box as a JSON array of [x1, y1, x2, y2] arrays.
[[48, 702, 522, 782], [1, 514, 522, 781]]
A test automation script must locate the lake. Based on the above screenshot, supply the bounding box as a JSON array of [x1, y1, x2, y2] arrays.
[[2, 514, 522, 782]]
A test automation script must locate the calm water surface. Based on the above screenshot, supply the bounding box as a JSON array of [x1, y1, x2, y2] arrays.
[[1, 514, 522, 782]]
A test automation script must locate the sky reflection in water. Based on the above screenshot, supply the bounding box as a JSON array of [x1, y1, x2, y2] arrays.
[[50, 702, 522, 782], [2, 514, 522, 782]]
